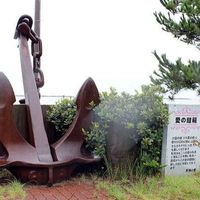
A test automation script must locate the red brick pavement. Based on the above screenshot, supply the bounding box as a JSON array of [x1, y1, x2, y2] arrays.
[[25, 180, 112, 200]]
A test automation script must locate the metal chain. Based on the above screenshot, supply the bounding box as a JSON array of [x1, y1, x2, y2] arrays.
[[31, 32, 44, 88], [14, 15, 44, 89]]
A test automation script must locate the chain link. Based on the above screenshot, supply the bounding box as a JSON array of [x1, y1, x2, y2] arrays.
[[15, 15, 44, 89]]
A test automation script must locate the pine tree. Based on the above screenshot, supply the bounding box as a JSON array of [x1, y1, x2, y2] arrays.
[[151, 0, 200, 97]]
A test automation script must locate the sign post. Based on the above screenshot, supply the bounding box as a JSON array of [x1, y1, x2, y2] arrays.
[[34, 0, 41, 37], [162, 104, 200, 176]]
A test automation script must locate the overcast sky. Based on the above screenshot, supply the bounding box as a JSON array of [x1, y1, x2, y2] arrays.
[[1, 0, 200, 100]]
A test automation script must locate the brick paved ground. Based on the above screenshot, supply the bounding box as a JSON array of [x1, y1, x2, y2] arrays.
[[25, 180, 112, 200]]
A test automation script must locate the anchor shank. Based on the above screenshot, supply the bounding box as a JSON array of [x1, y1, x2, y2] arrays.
[[18, 35, 53, 162]]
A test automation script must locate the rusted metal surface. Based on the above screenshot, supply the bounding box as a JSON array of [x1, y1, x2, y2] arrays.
[[51, 77, 100, 162], [15, 15, 44, 91], [0, 72, 39, 164], [18, 33, 53, 162], [0, 15, 100, 185], [12, 105, 55, 144]]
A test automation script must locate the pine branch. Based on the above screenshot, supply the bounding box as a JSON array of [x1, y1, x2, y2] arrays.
[[151, 51, 200, 96], [155, 0, 200, 47], [152, 1, 200, 97]]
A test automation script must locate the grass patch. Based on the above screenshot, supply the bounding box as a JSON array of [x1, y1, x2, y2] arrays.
[[127, 173, 200, 200], [104, 156, 136, 181], [95, 172, 200, 200], [0, 180, 26, 200], [97, 181, 127, 200]]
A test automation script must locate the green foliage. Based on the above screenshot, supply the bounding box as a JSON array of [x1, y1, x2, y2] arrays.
[[132, 85, 168, 176], [104, 156, 136, 181], [96, 173, 200, 200], [96, 87, 136, 128], [151, 51, 200, 98], [82, 87, 137, 162], [46, 85, 168, 177], [126, 174, 200, 200], [85, 85, 168, 176], [0, 181, 26, 200], [46, 98, 76, 137], [5, 181, 26, 200], [152, 0, 200, 97], [97, 181, 127, 200], [82, 122, 107, 157], [155, 0, 200, 45]]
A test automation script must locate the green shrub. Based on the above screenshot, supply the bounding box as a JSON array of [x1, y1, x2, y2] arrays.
[[46, 85, 168, 177], [82, 122, 107, 157], [93, 85, 168, 175], [133, 85, 168, 176], [82, 87, 138, 162], [46, 98, 76, 137]]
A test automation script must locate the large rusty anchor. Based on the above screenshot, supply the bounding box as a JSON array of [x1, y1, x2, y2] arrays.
[[0, 15, 100, 185]]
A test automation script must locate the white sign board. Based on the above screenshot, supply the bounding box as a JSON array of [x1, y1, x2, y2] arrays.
[[162, 104, 200, 176]]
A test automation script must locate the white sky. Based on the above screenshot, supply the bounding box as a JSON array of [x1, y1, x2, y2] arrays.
[[0, 0, 200, 100]]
